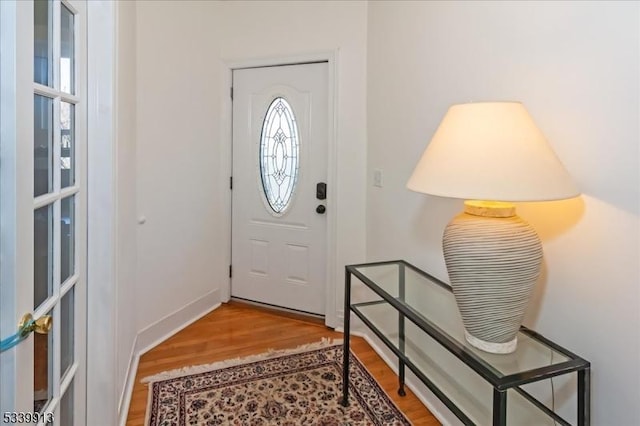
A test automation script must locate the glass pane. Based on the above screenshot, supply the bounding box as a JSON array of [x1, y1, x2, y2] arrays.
[[60, 288, 74, 378], [259, 97, 300, 214], [60, 102, 75, 188], [34, 95, 53, 197], [34, 310, 53, 413], [60, 382, 74, 426], [34, 0, 52, 86], [61, 196, 75, 283], [60, 5, 75, 94], [34, 205, 53, 309]]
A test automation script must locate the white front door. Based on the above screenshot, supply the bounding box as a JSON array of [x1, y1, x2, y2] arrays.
[[231, 63, 329, 315], [0, 1, 87, 424]]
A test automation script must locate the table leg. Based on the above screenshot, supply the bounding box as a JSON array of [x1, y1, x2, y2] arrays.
[[578, 368, 590, 426], [341, 269, 351, 407], [398, 313, 406, 396], [493, 389, 507, 426]]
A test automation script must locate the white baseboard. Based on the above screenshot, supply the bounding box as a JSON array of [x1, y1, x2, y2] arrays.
[[117, 336, 139, 426], [136, 289, 221, 355], [348, 329, 459, 426], [118, 289, 222, 426]]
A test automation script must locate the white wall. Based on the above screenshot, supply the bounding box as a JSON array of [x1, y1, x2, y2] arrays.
[[115, 0, 138, 416], [367, 1, 639, 425], [135, 1, 225, 333], [134, 0, 368, 333]]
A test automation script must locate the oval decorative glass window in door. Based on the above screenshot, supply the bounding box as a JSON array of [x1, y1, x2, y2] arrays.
[[260, 97, 300, 213]]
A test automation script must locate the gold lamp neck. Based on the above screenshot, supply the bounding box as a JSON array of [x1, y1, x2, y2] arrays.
[[464, 200, 516, 218]]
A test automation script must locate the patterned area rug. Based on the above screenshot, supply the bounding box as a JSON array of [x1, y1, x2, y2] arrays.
[[143, 340, 411, 425]]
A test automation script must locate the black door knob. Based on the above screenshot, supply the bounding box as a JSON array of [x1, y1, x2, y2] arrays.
[[316, 205, 326, 214]]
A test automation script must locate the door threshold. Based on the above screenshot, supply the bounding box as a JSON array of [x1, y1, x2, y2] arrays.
[[229, 298, 327, 327]]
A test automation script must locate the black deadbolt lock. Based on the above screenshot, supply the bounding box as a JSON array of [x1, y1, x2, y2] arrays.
[[316, 182, 327, 200], [316, 205, 326, 214]]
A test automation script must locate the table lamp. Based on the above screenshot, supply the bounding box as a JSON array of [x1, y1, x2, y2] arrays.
[[407, 102, 579, 354]]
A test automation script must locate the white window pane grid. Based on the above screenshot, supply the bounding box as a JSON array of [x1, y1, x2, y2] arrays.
[[31, 1, 81, 423]]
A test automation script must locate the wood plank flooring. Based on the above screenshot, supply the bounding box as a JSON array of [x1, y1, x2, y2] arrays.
[[126, 302, 440, 425]]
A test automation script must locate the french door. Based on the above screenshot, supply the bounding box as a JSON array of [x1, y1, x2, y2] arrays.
[[0, 1, 87, 424], [231, 63, 329, 315]]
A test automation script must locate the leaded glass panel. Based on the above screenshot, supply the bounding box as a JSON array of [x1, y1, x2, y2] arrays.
[[259, 97, 300, 214]]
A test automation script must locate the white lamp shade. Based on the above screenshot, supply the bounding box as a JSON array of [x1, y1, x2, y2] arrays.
[[407, 102, 579, 202]]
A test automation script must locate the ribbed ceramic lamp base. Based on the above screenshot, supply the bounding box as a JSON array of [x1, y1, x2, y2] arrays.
[[443, 202, 543, 354], [464, 330, 517, 354]]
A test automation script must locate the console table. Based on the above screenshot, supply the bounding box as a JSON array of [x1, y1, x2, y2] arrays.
[[340, 260, 590, 426]]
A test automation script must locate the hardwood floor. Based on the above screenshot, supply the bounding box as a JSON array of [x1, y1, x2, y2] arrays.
[[126, 302, 440, 425]]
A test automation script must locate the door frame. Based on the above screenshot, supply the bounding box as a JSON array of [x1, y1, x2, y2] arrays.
[[222, 52, 339, 328], [85, 1, 117, 424]]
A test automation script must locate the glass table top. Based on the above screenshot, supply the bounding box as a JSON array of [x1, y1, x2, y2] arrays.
[[348, 261, 583, 382]]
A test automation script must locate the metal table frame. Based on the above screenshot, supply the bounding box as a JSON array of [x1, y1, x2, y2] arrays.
[[340, 260, 591, 426]]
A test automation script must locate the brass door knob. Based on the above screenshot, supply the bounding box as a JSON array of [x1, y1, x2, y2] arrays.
[[18, 313, 53, 336], [34, 315, 53, 334]]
